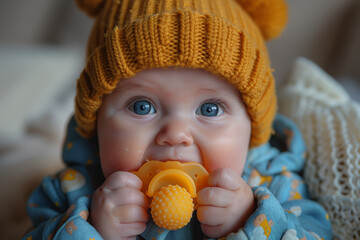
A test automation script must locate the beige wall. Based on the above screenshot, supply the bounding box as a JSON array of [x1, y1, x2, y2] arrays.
[[267, 0, 358, 84]]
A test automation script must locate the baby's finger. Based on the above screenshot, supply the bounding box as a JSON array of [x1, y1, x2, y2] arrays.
[[103, 171, 143, 190], [208, 168, 242, 191], [197, 187, 233, 207], [116, 222, 147, 238], [113, 204, 149, 223], [201, 222, 230, 239], [107, 187, 149, 208], [197, 205, 225, 226], [92, 212, 147, 239]]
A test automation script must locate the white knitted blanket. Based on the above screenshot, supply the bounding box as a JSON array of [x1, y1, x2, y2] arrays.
[[278, 57, 360, 240]]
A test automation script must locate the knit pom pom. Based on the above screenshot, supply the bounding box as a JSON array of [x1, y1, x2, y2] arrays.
[[236, 0, 288, 40], [75, 0, 106, 18]]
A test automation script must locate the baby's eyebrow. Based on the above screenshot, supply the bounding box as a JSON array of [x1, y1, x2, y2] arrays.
[[111, 81, 149, 94], [196, 88, 218, 93], [196, 87, 239, 98]]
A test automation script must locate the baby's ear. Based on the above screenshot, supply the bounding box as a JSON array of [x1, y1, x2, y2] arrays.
[[75, 0, 106, 18]]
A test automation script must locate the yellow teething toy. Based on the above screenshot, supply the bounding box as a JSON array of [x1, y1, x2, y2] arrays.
[[133, 161, 209, 230]]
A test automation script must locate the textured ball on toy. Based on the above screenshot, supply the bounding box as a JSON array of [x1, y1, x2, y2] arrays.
[[150, 185, 194, 230]]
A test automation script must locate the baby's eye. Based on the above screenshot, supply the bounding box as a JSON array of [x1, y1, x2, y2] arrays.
[[196, 102, 224, 117], [129, 100, 156, 115]]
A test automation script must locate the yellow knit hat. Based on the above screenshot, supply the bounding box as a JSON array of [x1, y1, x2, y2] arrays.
[[74, 0, 288, 148]]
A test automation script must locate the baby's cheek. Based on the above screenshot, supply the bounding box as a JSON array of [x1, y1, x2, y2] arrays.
[[100, 143, 145, 177], [119, 146, 145, 170], [204, 143, 247, 175]]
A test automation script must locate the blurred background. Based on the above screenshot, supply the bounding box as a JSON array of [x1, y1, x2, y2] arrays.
[[0, 0, 359, 239]]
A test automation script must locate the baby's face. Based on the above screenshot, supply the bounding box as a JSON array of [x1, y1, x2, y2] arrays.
[[97, 68, 251, 177]]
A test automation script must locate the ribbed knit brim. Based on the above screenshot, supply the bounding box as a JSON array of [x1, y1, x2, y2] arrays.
[[75, 0, 284, 148]]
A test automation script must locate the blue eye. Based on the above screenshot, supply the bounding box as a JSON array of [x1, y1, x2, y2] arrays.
[[196, 102, 224, 117], [129, 100, 156, 115]]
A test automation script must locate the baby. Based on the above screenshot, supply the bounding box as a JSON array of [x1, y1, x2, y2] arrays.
[[23, 0, 332, 239]]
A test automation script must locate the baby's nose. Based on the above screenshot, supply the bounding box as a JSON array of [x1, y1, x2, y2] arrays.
[[155, 117, 193, 146]]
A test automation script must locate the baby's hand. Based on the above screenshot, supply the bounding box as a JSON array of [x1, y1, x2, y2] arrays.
[[91, 171, 149, 240], [196, 168, 255, 238]]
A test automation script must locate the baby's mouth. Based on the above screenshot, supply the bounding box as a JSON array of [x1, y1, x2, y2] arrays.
[[144, 145, 203, 165], [143, 158, 196, 165], [150, 158, 188, 162]]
